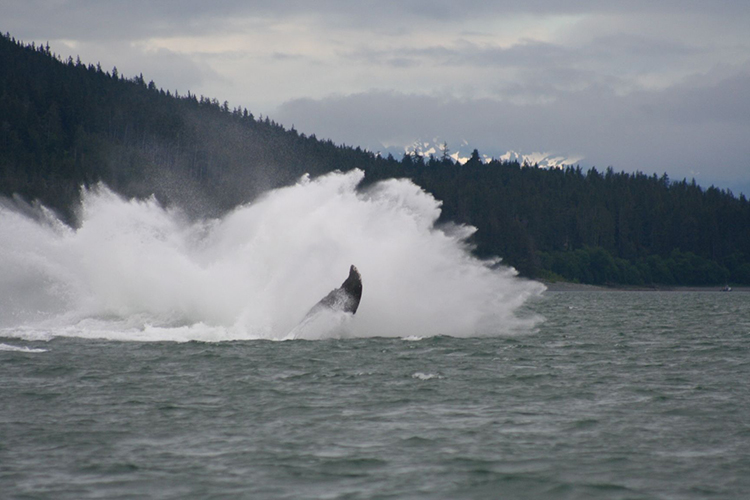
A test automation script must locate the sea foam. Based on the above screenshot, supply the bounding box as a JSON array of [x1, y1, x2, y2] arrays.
[[0, 169, 544, 341]]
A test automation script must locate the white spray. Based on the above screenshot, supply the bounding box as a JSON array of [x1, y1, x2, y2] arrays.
[[0, 169, 544, 342]]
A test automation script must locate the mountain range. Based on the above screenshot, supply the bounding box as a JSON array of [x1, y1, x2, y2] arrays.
[[381, 139, 584, 169]]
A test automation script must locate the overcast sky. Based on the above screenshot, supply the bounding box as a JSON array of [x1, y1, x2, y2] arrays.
[[3, 1, 750, 194]]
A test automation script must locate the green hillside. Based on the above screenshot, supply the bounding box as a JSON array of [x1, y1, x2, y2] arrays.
[[2, 33, 749, 285], [0, 33, 380, 221]]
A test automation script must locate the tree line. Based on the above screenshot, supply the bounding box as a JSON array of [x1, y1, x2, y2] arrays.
[[362, 153, 750, 285], [2, 33, 749, 285]]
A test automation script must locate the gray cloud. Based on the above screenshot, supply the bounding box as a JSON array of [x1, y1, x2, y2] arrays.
[[276, 69, 750, 193], [5, 1, 749, 41], [648, 71, 750, 125]]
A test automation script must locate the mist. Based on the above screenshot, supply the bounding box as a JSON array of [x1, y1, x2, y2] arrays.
[[0, 170, 544, 342]]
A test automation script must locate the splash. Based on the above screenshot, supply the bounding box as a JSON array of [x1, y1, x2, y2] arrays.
[[0, 343, 47, 353], [0, 169, 544, 342]]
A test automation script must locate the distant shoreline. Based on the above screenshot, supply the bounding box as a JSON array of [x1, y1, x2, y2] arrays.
[[540, 281, 750, 292]]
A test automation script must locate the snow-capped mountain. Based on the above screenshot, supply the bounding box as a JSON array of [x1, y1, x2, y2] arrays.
[[378, 138, 583, 169]]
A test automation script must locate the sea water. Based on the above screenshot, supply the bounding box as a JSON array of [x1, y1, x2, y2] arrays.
[[2, 172, 749, 499]]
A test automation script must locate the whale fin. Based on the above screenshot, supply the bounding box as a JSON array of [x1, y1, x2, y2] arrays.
[[285, 265, 363, 340], [308, 265, 362, 315]]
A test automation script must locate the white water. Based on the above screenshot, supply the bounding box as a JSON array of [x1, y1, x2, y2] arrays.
[[0, 169, 544, 342], [0, 343, 47, 353]]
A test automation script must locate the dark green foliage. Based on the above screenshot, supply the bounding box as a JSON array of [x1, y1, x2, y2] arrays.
[[539, 247, 731, 286], [365, 154, 750, 285], [0, 33, 380, 221], [2, 33, 749, 285]]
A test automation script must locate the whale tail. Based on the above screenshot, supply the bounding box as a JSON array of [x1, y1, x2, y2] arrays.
[[308, 265, 362, 315], [338, 265, 363, 314], [285, 265, 363, 340]]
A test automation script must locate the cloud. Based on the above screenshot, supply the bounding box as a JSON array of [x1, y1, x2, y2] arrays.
[[648, 70, 750, 125], [5, 1, 748, 43], [275, 68, 750, 192]]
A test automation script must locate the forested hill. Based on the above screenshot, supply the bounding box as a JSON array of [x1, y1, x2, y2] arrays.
[[0, 33, 381, 219], [365, 157, 750, 285], [2, 33, 750, 286]]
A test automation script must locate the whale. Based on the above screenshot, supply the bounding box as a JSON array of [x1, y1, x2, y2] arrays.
[[306, 265, 362, 316], [285, 265, 363, 340]]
